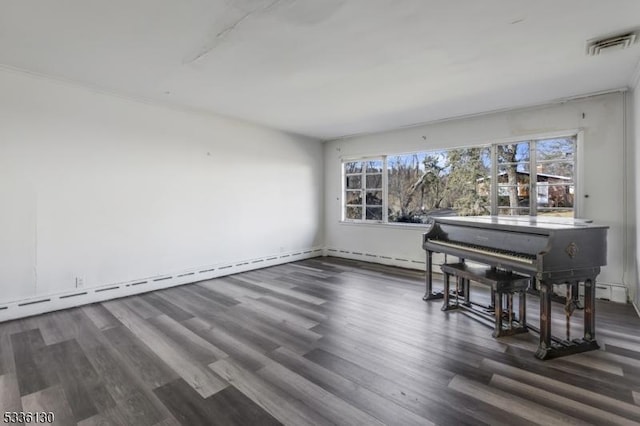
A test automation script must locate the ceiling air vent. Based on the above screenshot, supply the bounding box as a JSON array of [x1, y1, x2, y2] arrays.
[[586, 31, 638, 56]]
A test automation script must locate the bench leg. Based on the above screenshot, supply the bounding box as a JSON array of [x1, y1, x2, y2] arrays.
[[488, 287, 495, 310], [572, 281, 582, 309], [493, 290, 528, 338], [519, 290, 527, 327], [463, 278, 471, 306], [508, 293, 513, 330], [492, 290, 503, 337]]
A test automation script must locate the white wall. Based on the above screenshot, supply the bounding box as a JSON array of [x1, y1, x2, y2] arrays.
[[633, 77, 640, 309], [0, 67, 324, 319], [325, 92, 634, 298]]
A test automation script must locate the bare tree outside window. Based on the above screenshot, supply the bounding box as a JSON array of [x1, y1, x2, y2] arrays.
[[386, 147, 490, 223]]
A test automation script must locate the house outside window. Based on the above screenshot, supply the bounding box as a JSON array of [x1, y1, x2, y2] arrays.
[[494, 137, 575, 217]]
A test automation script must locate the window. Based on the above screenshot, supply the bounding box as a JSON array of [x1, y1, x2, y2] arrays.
[[534, 137, 575, 217], [344, 159, 384, 221], [342, 134, 576, 223], [387, 147, 491, 223], [495, 137, 575, 217], [496, 141, 531, 216]]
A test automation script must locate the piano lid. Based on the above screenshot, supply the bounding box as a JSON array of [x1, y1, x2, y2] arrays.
[[430, 215, 608, 233]]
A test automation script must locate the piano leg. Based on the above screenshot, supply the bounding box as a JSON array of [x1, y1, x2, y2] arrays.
[[565, 284, 572, 341], [535, 283, 553, 359], [584, 279, 597, 341], [535, 278, 600, 360], [423, 250, 444, 301]]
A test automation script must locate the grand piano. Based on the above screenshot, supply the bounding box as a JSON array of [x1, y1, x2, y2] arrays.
[[422, 215, 608, 359]]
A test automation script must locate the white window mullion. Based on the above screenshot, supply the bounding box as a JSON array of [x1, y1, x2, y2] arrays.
[[361, 163, 366, 221], [490, 145, 498, 216], [530, 140, 537, 216], [382, 156, 389, 223]]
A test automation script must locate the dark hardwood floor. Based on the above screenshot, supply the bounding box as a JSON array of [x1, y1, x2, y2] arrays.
[[1, 257, 640, 425]]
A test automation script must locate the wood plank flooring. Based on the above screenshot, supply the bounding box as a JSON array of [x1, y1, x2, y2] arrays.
[[1, 256, 640, 425]]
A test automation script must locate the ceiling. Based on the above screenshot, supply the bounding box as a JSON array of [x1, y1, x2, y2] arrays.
[[1, 0, 640, 140]]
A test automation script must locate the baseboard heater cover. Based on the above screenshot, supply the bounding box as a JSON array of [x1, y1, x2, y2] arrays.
[[325, 248, 424, 271], [0, 247, 323, 322]]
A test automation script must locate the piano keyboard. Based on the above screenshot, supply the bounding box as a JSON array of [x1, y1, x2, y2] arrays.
[[427, 239, 536, 265]]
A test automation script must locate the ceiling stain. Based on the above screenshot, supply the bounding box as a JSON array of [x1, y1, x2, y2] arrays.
[[184, 0, 288, 65]]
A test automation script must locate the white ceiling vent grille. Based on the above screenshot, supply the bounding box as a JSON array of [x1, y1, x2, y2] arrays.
[[586, 31, 638, 56]]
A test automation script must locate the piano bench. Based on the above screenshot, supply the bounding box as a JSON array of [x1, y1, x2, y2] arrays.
[[440, 262, 530, 338]]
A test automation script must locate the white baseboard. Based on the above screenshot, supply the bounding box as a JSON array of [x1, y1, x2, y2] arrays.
[[592, 282, 628, 303], [633, 301, 640, 318], [324, 247, 426, 270], [0, 247, 323, 323], [2, 246, 632, 322]]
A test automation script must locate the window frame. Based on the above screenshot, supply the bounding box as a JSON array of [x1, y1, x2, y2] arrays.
[[342, 157, 387, 222], [340, 130, 581, 225]]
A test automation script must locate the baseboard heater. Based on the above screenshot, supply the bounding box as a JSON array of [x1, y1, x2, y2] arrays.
[[0, 248, 323, 322]]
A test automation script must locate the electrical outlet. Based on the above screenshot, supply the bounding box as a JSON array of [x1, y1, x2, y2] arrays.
[[75, 277, 84, 288]]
